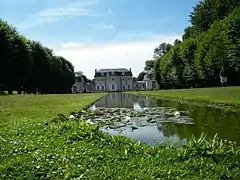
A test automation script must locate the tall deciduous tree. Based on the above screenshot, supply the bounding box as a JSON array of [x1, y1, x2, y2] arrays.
[[153, 1, 240, 89], [0, 19, 75, 94], [144, 60, 155, 70], [153, 43, 173, 59]]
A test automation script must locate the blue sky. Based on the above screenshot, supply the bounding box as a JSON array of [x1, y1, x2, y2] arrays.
[[0, 0, 200, 78]]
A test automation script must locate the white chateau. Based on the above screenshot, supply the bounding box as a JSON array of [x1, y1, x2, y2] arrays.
[[135, 68, 159, 91], [94, 68, 133, 91], [71, 68, 159, 93]]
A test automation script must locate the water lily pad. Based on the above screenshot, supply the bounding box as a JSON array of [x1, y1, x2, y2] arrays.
[[148, 120, 157, 124], [131, 126, 138, 130]]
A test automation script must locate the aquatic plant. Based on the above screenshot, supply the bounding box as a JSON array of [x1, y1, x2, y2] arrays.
[[1, 115, 239, 179], [1, 93, 239, 179]]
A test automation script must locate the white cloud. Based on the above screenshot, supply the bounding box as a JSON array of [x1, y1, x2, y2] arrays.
[[17, 0, 100, 30], [88, 23, 115, 29], [61, 42, 85, 49], [38, 0, 99, 18], [52, 34, 181, 79]]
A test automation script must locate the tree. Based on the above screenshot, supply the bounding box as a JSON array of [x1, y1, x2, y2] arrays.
[[0, 19, 75, 94], [153, 43, 173, 59], [151, 1, 240, 89], [12, 35, 33, 94], [75, 71, 90, 84], [144, 60, 155, 70], [75, 71, 83, 77], [174, 39, 182, 46], [190, 0, 240, 34], [0, 20, 19, 94], [182, 26, 196, 40]]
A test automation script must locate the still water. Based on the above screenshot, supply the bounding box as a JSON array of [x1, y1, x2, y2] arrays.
[[90, 92, 240, 145]]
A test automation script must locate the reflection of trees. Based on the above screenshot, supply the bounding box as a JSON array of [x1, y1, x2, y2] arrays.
[[159, 122, 197, 139], [95, 93, 240, 145], [155, 104, 240, 144], [156, 122, 176, 138]]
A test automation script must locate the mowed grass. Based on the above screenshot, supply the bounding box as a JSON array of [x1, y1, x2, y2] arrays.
[[131, 86, 240, 108], [0, 93, 240, 179], [0, 93, 105, 121]]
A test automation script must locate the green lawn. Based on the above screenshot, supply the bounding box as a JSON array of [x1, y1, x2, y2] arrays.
[[131, 86, 240, 109], [0, 93, 105, 121], [0, 93, 239, 179]]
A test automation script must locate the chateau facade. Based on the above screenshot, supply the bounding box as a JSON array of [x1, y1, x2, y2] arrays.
[[94, 68, 133, 92]]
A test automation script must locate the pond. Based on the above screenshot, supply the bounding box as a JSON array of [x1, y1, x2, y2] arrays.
[[87, 92, 240, 146]]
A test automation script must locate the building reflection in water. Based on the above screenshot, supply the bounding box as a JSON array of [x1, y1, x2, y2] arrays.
[[92, 92, 240, 145], [94, 92, 158, 108]]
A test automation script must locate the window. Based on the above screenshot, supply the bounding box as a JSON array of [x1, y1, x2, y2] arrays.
[[97, 86, 100, 91], [72, 86, 77, 93], [112, 84, 115, 90], [152, 82, 156, 89], [112, 78, 114, 81], [150, 74, 154, 80], [128, 85, 131, 90], [101, 86, 104, 90], [123, 78, 125, 80], [122, 85, 125, 90]]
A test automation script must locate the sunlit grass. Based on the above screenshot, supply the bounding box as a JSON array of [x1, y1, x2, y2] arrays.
[[0, 93, 239, 179], [131, 86, 240, 108]]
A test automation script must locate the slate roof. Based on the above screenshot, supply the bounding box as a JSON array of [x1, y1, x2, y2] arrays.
[[97, 68, 130, 73], [95, 68, 132, 77]]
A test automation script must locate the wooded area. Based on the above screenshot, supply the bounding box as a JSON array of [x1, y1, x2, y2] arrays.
[[151, 0, 240, 89], [0, 20, 75, 94], [1, 0, 240, 94]]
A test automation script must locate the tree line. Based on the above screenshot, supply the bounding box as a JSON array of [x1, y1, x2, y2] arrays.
[[0, 20, 75, 94], [149, 0, 240, 89]]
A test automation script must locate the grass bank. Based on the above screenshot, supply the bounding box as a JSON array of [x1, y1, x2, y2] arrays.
[[1, 93, 240, 179], [131, 86, 240, 109]]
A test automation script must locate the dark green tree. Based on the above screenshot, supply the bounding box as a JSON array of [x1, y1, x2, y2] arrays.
[[153, 1, 240, 89], [153, 43, 173, 59], [0, 19, 75, 94], [144, 60, 155, 70]]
